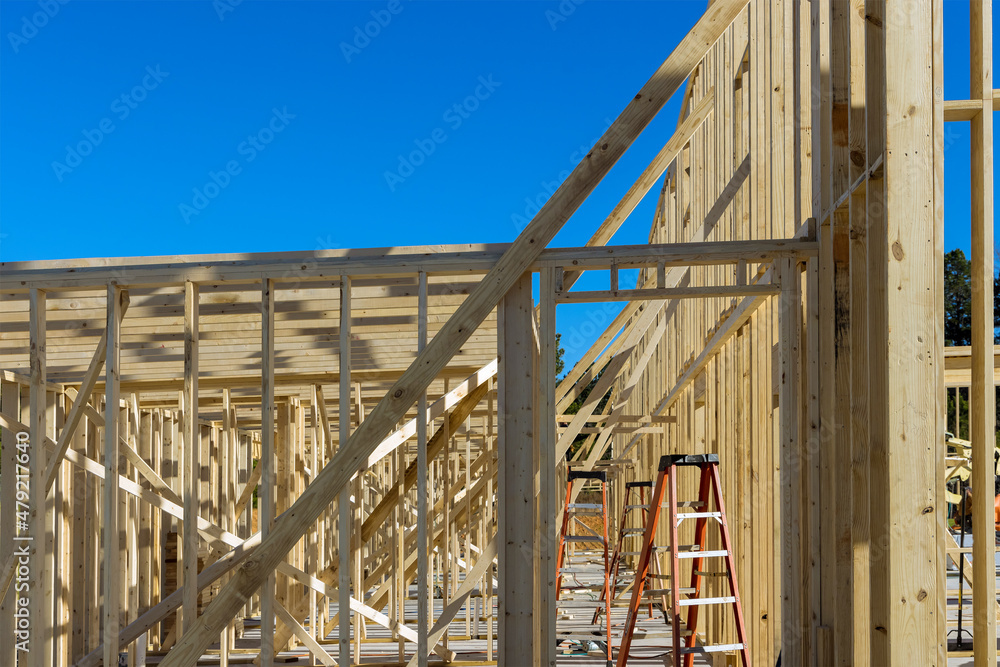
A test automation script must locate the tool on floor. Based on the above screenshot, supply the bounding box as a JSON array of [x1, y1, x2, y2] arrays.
[[616, 454, 750, 667]]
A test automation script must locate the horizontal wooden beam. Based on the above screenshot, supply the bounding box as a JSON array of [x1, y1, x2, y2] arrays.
[[543, 238, 818, 271], [556, 283, 779, 303], [942, 89, 1000, 121], [1, 239, 815, 294]]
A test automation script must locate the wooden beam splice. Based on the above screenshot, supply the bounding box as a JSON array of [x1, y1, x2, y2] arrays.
[[157, 4, 750, 663]]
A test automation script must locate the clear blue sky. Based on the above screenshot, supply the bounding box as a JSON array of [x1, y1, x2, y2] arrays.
[[0, 0, 994, 370]]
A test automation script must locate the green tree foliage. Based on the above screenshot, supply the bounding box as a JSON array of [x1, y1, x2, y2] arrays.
[[943, 248, 1000, 346], [555, 333, 565, 378], [942, 248, 1000, 448]]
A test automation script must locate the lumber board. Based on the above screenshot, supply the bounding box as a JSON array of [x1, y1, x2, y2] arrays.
[[969, 1, 997, 663]]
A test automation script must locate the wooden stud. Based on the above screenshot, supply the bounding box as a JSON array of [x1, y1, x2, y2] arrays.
[[103, 285, 122, 667], [338, 274, 352, 667], [497, 272, 534, 666], [969, 1, 996, 663], [537, 267, 556, 667], [416, 270, 429, 667], [182, 281, 200, 636], [261, 278, 276, 667]]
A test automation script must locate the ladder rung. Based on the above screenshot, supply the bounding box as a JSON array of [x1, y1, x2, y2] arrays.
[[564, 535, 606, 543], [567, 503, 604, 509], [620, 546, 670, 555], [556, 632, 611, 641], [678, 596, 736, 607], [628, 631, 677, 639], [560, 584, 605, 592], [693, 570, 727, 577], [677, 511, 722, 520], [681, 643, 745, 654], [678, 550, 729, 559], [642, 587, 695, 596]]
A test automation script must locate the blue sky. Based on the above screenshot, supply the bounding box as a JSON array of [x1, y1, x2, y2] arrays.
[[0, 0, 995, 370]]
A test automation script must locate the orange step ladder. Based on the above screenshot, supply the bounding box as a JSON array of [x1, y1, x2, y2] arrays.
[[593, 480, 666, 625], [555, 469, 613, 666], [615, 454, 750, 667]]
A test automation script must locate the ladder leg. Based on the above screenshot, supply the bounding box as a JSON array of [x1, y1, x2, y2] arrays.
[[668, 465, 682, 667], [602, 480, 612, 667], [641, 486, 654, 619], [555, 477, 575, 602], [709, 463, 751, 667], [682, 465, 713, 667], [595, 485, 631, 625], [650, 544, 668, 619], [615, 470, 667, 667]]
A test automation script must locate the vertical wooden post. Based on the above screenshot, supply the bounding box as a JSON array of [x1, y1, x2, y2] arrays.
[[486, 389, 494, 663], [869, 1, 944, 663], [103, 285, 122, 667], [416, 270, 429, 667], [182, 282, 200, 636], [308, 386, 320, 664], [537, 268, 557, 667], [28, 289, 50, 667], [136, 397, 150, 666], [778, 258, 802, 665], [864, 1, 888, 662], [970, 1, 997, 663], [261, 278, 276, 667], [497, 272, 534, 666], [338, 274, 352, 667], [352, 383, 364, 664], [220, 388, 232, 667]]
